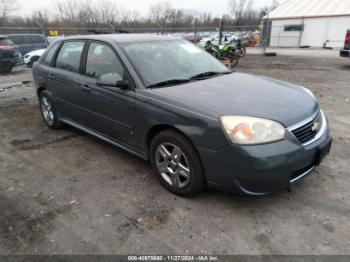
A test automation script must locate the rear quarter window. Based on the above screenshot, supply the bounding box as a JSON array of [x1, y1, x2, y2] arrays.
[[0, 38, 13, 46], [26, 35, 46, 44]]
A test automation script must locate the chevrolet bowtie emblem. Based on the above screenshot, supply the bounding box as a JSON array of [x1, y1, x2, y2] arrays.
[[312, 122, 321, 132]]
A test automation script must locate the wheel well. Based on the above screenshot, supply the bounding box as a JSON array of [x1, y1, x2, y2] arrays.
[[31, 56, 40, 61], [147, 125, 174, 150], [146, 124, 207, 182], [37, 87, 46, 96], [146, 125, 197, 154]]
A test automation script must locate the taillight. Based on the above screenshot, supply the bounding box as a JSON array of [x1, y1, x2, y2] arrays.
[[0, 45, 14, 51], [345, 31, 350, 45]]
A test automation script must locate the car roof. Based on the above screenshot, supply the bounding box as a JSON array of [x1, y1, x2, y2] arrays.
[[0, 35, 9, 39], [60, 34, 181, 43]]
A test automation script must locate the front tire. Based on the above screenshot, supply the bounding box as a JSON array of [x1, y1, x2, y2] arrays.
[[27, 56, 39, 68], [149, 130, 205, 197], [39, 90, 64, 129]]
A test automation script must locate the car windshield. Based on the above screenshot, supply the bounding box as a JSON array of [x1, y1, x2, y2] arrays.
[[0, 38, 14, 46], [121, 39, 231, 87]]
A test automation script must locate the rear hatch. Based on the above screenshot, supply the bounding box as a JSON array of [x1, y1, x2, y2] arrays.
[[0, 37, 22, 66], [0, 37, 16, 64], [345, 29, 350, 50]]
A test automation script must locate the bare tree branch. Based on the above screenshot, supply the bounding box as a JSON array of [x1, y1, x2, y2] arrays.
[[149, 1, 172, 29], [0, 0, 19, 26], [228, 0, 254, 26]]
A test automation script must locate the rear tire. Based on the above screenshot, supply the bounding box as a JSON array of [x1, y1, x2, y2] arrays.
[[239, 47, 246, 57], [229, 54, 240, 68], [38, 90, 64, 129], [149, 130, 205, 197]]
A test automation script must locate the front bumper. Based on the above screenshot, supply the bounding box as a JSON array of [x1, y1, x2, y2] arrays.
[[199, 115, 332, 196], [340, 49, 350, 58]]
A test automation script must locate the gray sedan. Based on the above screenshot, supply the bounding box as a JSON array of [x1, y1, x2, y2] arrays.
[[32, 35, 332, 197]]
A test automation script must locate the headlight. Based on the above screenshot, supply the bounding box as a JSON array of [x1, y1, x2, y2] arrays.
[[220, 116, 286, 145]]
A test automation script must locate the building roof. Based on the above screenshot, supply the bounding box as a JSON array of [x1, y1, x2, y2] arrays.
[[267, 0, 350, 20]]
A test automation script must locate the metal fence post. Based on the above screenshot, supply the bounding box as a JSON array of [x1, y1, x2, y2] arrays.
[[109, 23, 116, 34], [219, 18, 224, 45]]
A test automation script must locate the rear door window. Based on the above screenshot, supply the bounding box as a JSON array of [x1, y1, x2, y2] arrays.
[[55, 41, 85, 73], [42, 43, 60, 66]]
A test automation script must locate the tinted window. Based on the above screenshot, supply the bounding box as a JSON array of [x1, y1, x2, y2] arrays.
[[42, 43, 60, 66], [86, 42, 124, 79], [0, 38, 13, 46], [8, 35, 26, 45], [56, 41, 84, 73], [26, 35, 46, 44]]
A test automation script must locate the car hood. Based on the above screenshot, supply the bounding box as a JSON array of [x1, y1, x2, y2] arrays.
[[150, 72, 319, 127]]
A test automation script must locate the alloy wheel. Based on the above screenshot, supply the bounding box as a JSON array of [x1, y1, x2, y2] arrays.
[[40, 96, 55, 125], [155, 143, 191, 189]]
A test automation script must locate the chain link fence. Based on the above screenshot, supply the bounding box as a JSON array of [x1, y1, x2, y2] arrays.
[[0, 24, 303, 48]]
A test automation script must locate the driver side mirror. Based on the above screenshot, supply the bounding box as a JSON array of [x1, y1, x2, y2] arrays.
[[96, 73, 129, 89]]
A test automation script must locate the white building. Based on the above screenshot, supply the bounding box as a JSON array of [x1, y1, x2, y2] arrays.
[[267, 0, 350, 48]]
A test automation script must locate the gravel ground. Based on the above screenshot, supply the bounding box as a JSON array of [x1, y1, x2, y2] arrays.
[[0, 49, 349, 255]]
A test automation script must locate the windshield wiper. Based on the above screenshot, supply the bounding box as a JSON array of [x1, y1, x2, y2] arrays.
[[189, 71, 232, 80], [147, 79, 190, 88]]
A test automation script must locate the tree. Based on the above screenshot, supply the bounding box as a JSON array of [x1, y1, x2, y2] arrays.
[[55, 0, 80, 24], [149, 1, 172, 29], [119, 8, 140, 27], [228, 0, 254, 26], [0, 0, 19, 26], [271, 0, 280, 10]]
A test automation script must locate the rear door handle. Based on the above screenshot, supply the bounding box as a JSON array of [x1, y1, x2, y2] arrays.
[[80, 84, 91, 92]]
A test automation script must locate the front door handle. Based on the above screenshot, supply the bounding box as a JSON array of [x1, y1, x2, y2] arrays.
[[81, 84, 91, 92]]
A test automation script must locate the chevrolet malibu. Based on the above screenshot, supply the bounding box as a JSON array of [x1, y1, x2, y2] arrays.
[[32, 35, 332, 197]]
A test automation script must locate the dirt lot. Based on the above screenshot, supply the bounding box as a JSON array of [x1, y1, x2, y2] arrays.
[[0, 49, 349, 255]]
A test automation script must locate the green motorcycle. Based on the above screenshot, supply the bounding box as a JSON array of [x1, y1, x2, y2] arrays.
[[204, 40, 240, 68]]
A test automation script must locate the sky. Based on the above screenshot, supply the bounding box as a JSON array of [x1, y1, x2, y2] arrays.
[[16, 0, 276, 17]]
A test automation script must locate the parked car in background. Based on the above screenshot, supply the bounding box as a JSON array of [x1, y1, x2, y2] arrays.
[[47, 35, 65, 43], [340, 29, 350, 59], [24, 48, 46, 67], [0, 36, 23, 72], [6, 34, 48, 56], [183, 34, 201, 43], [33, 35, 332, 197]]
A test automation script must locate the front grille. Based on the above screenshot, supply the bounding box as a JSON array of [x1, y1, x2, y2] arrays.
[[291, 112, 323, 145]]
